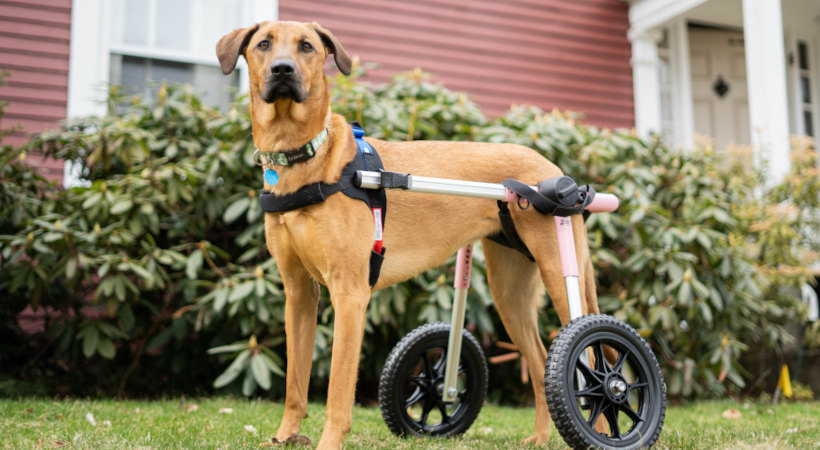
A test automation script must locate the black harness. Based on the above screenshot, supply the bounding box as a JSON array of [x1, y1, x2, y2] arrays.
[[488, 177, 596, 260], [258, 124, 387, 287], [257, 125, 596, 284]]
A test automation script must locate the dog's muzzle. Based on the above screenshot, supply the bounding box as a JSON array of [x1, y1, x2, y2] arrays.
[[262, 59, 307, 103]]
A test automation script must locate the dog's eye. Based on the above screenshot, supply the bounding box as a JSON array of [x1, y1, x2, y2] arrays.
[[301, 42, 313, 52], [257, 40, 270, 50]]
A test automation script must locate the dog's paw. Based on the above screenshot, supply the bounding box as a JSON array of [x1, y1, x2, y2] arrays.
[[271, 433, 312, 447], [521, 432, 550, 447]]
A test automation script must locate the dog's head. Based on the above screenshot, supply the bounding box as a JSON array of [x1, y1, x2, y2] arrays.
[[216, 21, 351, 105]]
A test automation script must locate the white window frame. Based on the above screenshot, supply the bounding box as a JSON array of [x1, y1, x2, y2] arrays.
[[65, 0, 277, 187], [786, 32, 820, 150]]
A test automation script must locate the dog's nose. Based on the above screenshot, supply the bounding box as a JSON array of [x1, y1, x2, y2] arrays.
[[270, 60, 296, 79]]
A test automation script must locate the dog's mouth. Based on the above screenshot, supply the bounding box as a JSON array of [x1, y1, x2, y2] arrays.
[[261, 81, 307, 103]]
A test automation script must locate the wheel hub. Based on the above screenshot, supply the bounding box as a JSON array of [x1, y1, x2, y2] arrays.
[[603, 373, 629, 404]]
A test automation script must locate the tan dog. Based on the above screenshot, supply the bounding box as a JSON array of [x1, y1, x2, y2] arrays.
[[217, 21, 602, 449]]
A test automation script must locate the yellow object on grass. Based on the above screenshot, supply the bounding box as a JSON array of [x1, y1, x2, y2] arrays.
[[777, 364, 793, 398]]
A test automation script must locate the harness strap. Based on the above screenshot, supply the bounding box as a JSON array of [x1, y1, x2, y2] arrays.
[[502, 178, 595, 217], [352, 124, 386, 255], [257, 124, 387, 287], [487, 201, 535, 261], [490, 177, 596, 260]]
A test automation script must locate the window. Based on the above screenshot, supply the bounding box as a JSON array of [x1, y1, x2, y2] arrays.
[[795, 39, 817, 138], [108, 0, 242, 110]]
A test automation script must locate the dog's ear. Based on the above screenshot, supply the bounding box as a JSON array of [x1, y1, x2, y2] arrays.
[[313, 23, 352, 75], [216, 24, 260, 75]]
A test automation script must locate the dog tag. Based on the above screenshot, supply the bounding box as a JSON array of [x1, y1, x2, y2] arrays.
[[264, 168, 279, 186]]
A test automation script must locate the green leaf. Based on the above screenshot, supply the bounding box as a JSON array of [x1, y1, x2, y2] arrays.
[[128, 263, 153, 282], [110, 198, 133, 215], [250, 354, 271, 390], [65, 256, 77, 279], [223, 197, 250, 224], [81, 326, 99, 358], [41, 232, 63, 243], [229, 281, 254, 303], [82, 191, 103, 210], [97, 338, 115, 359], [119, 303, 135, 332], [213, 288, 229, 312], [241, 368, 256, 396], [207, 342, 247, 354], [214, 349, 250, 388], [258, 352, 285, 377], [146, 327, 174, 351], [186, 249, 203, 279]]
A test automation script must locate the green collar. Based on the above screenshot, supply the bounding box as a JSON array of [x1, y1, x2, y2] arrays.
[[254, 128, 328, 167]]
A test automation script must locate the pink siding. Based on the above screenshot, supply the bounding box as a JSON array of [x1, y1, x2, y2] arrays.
[[279, 0, 634, 129], [0, 0, 72, 180]]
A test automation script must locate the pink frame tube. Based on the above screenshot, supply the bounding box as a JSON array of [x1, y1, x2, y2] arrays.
[[454, 245, 473, 289], [555, 216, 579, 277], [586, 193, 619, 213]]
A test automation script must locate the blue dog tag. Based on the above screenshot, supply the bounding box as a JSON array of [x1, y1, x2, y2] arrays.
[[264, 168, 279, 186]]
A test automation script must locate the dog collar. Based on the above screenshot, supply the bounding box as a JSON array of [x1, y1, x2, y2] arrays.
[[254, 128, 328, 167]]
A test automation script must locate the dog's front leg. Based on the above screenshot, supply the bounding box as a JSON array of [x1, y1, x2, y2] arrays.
[[316, 283, 371, 450], [275, 266, 321, 442]]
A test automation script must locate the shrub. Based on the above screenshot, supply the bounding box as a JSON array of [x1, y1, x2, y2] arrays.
[[1, 69, 816, 401]]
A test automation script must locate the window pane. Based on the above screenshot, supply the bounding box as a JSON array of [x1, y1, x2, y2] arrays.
[[801, 76, 812, 105], [798, 41, 809, 71], [156, 0, 191, 51], [193, 63, 239, 111], [150, 59, 192, 85], [112, 55, 236, 110], [198, 0, 241, 56], [122, 0, 149, 46], [120, 55, 149, 96], [805, 111, 814, 137]]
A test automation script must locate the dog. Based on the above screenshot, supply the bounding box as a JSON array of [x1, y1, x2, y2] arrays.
[[217, 21, 602, 449]]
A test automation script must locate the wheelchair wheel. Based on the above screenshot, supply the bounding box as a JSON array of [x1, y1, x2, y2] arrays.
[[545, 314, 666, 449], [378, 322, 487, 437]]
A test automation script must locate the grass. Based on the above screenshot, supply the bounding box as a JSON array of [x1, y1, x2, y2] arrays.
[[1, 397, 818, 449]]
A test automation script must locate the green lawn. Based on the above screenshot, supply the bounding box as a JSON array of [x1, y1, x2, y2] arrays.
[[1, 397, 817, 449]]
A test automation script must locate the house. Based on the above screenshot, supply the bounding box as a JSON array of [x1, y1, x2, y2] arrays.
[[627, 0, 820, 183], [0, 0, 817, 185]]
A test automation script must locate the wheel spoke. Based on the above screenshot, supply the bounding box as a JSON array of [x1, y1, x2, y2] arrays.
[[586, 397, 605, 426], [603, 403, 621, 438], [435, 400, 451, 424], [576, 358, 603, 384], [619, 402, 644, 424], [627, 381, 648, 391], [593, 342, 609, 373], [575, 385, 604, 399], [404, 387, 425, 409], [612, 349, 630, 374], [419, 397, 434, 426], [422, 353, 435, 379], [433, 353, 446, 376]]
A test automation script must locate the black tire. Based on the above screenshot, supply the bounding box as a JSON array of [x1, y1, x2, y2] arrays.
[[545, 314, 666, 449], [378, 322, 488, 437]]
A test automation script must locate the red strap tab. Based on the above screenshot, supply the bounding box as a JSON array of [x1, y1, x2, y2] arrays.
[[372, 207, 383, 253]]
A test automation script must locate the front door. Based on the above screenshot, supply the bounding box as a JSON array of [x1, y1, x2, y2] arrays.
[[689, 27, 750, 149]]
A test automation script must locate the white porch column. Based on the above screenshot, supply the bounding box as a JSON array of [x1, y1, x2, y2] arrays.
[[631, 29, 664, 138], [667, 18, 695, 150], [742, 0, 791, 182]]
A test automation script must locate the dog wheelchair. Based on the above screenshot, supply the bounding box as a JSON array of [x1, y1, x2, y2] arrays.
[[354, 170, 667, 449]]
